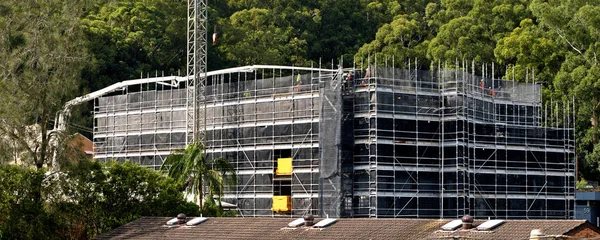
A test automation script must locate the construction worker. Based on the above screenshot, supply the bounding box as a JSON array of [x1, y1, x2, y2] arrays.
[[360, 80, 367, 87], [212, 25, 218, 45], [243, 89, 250, 98], [295, 74, 302, 92], [489, 87, 497, 97], [479, 79, 484, 90], [344, 71, 353, 92]]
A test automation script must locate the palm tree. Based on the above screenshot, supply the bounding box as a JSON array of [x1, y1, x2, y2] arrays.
[[160, 142, 237, 214]]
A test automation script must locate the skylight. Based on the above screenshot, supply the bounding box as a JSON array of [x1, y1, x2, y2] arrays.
[[186, 217, 208, 226], [288, 218, 305, 228], [441, 220, 463, 231], [166, 218, 178, 225], [313, 218, 337, 228], [476, 220, 505, 231]]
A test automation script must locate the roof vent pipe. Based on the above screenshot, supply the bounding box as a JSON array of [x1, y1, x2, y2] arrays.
[[530, 229, 543, 240], [177, 213, 187, 225], [461, 215, 474, 230], [304, 214, 314, 227]]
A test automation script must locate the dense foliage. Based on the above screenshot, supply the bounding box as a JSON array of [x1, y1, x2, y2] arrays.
[[215, 0, 600, 182], [77, 0, 595, 182], [2, 0, 600, 237], [0, 161, 199, 239], [0, 0, 87, 168]]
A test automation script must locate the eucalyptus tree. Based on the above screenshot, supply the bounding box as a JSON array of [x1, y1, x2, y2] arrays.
[[529, 0, 600, 180], [80, 0, 187, 92], [0, 0, 87, 170]]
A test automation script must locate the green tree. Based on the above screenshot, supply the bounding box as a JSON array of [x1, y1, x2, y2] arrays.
[[216, 6, 318, 66], [310, 0, 377, 63], [220, 0, 320, 66], [529, 0, 600, 181], [0, 0, 87, 170], [80, 0, 187, 92], [218, 8, 289, 65], [56, 160, 199, 237], [0, 159, 200, 239], [427, 0, 529, 64], [494, 18, 563, 84], [218, 0, 396, 66], [0, 165, 56, 239], [356, 15, 430, 67], [364, 0, 431, 26], [577, 179, 590, 190], [161, 142, 237, 216], [425, 0, 472, 30], [102, 160, 200, 227]]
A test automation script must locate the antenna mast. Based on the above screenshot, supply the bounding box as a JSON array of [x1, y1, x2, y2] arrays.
[[186, 0, 208, 145]]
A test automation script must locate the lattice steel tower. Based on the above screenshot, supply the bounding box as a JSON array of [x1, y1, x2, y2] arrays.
[[186, 0, 208, 144]]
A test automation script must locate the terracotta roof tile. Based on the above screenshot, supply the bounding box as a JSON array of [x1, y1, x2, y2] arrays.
[[432, 219, 590, 240], [96, 217, 595, 240]]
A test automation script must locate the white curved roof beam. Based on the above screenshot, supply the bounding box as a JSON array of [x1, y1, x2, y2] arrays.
[[56, 65, 338, 131], [50, 65, 339, 170]]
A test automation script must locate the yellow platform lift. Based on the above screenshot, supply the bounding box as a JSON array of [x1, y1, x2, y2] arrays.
[[272, 195, 292, 213], [275, 158, 293, 175], [272, 158, 292, 213]]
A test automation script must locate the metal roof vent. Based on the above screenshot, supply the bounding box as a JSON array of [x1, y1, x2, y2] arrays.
[[177, 213, 187, 224], [476, 220, 505, 231], [304, 214, 314, 227], [441, 220, 463, 231], [312, 218, 337, 228], [166, 213, 188, 225], [288, 218, 305, 228], [186, 217, 208, 226], [461, 215, 474, 230]]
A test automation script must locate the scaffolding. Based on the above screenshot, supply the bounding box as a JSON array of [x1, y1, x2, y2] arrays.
[[94, 65, 338, 217], [93, 61, 574, 219], [351, 60, 574, 219]]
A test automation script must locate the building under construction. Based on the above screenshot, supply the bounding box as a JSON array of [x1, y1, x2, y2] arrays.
[[92, 62, 575, 219]]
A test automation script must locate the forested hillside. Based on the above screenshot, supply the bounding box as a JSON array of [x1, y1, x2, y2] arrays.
[[0, 0, 599, 238], [2, 1, 600, 180]]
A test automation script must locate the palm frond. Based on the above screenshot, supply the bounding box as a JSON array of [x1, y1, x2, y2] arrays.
[[160, 142, 237, 213], [205, 169, 221, 196], [213, 157, 237, 189]]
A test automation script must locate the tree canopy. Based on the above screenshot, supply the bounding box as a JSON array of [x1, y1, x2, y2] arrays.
[[5, 0, 600, 237], [2, 0, 600, 190], [0, 0, 87, 169], [80, 0, 187, 92], [0, 160, 199, 239]]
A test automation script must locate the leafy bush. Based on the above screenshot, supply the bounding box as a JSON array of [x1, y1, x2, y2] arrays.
[[0, 160, 200, 239], [577, 179, 590, 190]]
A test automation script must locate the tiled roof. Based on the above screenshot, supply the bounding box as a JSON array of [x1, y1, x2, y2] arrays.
[[432, 219, 590, 240], [96, 217, 594, 240]]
